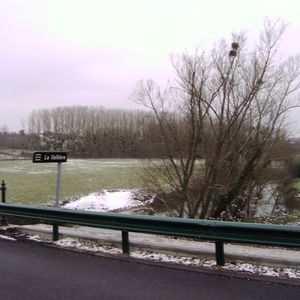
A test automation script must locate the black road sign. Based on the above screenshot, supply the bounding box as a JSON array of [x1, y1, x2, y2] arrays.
[[33, 152, 68, 163]]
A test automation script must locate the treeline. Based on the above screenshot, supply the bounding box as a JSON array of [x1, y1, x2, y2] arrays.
[[23, 106, 164, 158], [1, 105, 300, 160], [0, 130, 28, 150]]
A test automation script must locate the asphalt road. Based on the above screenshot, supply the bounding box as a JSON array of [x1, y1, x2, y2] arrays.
[[0, 239, 299, 300]]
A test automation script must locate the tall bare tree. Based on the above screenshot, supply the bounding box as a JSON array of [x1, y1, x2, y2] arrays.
[[132, 20, 300, 219]]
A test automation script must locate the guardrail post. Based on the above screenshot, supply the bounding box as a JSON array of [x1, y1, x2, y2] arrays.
[[53, 224, 59, 241], [215, 241, 225, 266], [1, 180, 8, 226], [122, 231, 130, 254]]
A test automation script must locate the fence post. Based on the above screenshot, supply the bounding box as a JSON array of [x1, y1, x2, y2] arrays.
[[1, 180, 8, 226], [215, 241, 225, 266], [122, 231, 130, 254]]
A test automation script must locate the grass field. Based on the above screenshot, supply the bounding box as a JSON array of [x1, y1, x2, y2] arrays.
[[0, 159, 145, 205]]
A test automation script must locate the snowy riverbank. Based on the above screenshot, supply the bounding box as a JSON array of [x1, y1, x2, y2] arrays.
[[63, 190, 152, 213]]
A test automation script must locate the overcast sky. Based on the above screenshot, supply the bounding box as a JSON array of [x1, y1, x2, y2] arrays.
[[1, 0, 300, 134]]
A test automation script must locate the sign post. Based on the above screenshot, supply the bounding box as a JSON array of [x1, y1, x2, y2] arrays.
[[55, 162, 62, 207], [33, 151, 68, 240]]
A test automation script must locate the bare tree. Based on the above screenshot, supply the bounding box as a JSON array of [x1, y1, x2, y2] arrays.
[[132, 20, 300, 219]]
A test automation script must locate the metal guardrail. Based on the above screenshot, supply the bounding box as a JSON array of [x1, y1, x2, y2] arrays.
[[0, 202, 300, 266]]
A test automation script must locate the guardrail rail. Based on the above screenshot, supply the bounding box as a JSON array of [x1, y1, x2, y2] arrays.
[[0, 203, 300, 266]]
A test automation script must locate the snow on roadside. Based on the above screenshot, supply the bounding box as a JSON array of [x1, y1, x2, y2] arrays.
[[26, 235, 43, 242], [0, 234, 16, 241], [49, 237, 300, 279], [132, 250, 216, 268], [54, 238, 122, 255], [63, 190, 142, 212], [223, 263, 300, 279], [2, 230, 297, 279]]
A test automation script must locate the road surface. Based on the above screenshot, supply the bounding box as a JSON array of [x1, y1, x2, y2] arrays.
[[0, 239, 299, 299]]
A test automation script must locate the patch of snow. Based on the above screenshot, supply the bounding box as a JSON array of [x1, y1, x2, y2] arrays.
[[54, 238, 122, 255], [288, 221, 300, 226], [0, 235, 16, 241], [131, 251, 216, 267], [223, 263, 300, 278], [26, 235, 42, 242], [255, 183, 279, 217], [28, 170, 52, 174], [63, 190, 142, 212]]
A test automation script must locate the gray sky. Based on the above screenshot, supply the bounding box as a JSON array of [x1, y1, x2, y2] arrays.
[[1, 0, 300, 135]]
